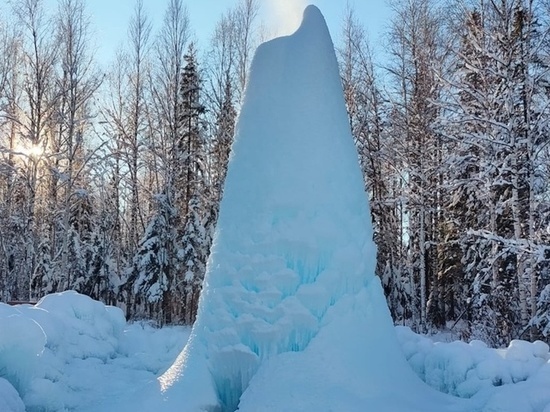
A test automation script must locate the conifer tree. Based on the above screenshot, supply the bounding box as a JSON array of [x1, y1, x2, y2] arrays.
[[178, 195, 208, 323], [211, 72, 236, 205], [130, 194, 177, 325]]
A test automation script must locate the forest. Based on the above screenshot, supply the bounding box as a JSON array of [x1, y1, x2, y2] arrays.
[[0, 0, 549, 347]]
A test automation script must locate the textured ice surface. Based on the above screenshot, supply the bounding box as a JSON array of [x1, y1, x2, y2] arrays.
[[0, 378, 25, 412]]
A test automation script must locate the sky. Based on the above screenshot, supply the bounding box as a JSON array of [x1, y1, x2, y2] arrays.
[[40, 0, 391, 68]]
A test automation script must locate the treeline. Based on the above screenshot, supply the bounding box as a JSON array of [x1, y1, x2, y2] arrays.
[[1, 0, 550, 346], [341, 0, 550, 346], [0, 0, 256, 325]]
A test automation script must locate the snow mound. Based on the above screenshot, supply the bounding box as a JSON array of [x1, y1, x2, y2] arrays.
[[33, 290, 126, 362], [0, 291, 126, 409], [397, 326, 550, 407], [0, 291, 186, 411]]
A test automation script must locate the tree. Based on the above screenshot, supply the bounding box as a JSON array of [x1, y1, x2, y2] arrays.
[[210, 71, 236, 205], [0, 16, 24, 301], [53, 0, 101, 292], [233, 0, 259, 102], [130, 194, 177, 325], [438, 0, 550, 345], [178, 194, 209, 324], [386, 0, 447, 331], [11, 0, 59, 300], [338, 5, 412, 323], [175, 43, 206, 221], [204, 11, 239, 205]]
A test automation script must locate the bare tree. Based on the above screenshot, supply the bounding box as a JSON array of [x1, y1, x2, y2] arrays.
[[338, 5, 411, 323], [0, 16, 24, 301], [11, 0, 59, 300], [99, 0, 152, 315], [233, 0, 259, 101], [386, 0, 447, 331], [52, 0, 102, 292]]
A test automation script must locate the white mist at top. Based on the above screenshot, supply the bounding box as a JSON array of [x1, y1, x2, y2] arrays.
[[263, 0, 308, 37]]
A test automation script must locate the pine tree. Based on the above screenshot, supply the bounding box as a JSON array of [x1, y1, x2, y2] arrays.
[[175, 42, 206, 221], [211, 71, 236, 206], [178, 195, 209, 324], [173, 42, 209, 324], [130, 194, 178, 325]]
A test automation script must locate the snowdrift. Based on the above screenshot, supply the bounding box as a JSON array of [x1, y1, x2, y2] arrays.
[[0, 291, 188, 411], [3, 5, 550, 412]]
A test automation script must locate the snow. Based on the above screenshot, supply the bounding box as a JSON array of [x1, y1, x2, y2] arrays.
[[3, 4, 550, 412], [396, 326, 550, 407], [0, 292, 189, 411], [2, 292, 550, 410]]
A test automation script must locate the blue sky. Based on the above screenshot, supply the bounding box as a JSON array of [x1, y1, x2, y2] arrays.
[[39, 0, 390, 67]]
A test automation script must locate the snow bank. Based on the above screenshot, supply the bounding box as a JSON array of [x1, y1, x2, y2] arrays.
[[0, 291, 125, 410], [0, 291, 189, 411], [397, 326, 550, 408], [2, 291, 550, 411]]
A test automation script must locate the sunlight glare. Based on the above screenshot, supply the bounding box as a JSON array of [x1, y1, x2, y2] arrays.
[[264, 0, 308, 38], [16, 143, 44, 159]]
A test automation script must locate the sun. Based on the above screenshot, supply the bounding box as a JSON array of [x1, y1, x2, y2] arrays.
[[15, 143, 44, 159]]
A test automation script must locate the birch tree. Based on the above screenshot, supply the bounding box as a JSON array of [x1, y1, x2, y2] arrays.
[[101, 0, 152, 316], [52, 0, 101, 292]]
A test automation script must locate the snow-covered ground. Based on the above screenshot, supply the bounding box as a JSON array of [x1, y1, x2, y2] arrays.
[[2, 292, 550, 411]]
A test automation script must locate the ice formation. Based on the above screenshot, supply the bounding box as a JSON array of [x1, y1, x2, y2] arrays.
[[153, 5, 470, 412]]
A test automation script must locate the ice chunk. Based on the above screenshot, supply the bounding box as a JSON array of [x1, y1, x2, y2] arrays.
[[0, 378, 25, 412]]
